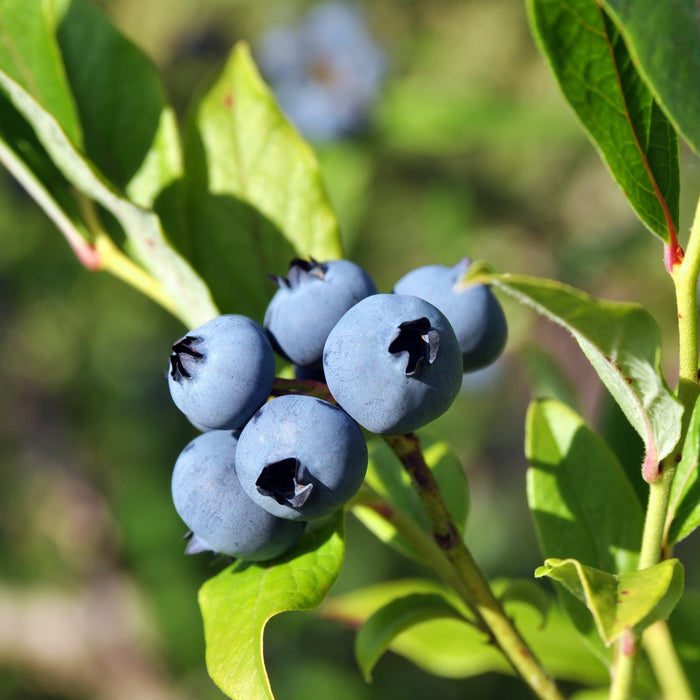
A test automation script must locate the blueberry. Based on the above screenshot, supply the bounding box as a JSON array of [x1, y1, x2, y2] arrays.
[[256, 1, 385, 140], [171, 430, 305, 560], [323, 294, 463, 434], [168, 315, 275, 430], [235, 394, 368, 520], [393, 258, 508, 371], [264, 258, 377, 367]]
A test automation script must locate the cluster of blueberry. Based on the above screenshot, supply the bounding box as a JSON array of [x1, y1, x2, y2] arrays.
[[167, 257, 507, 562]]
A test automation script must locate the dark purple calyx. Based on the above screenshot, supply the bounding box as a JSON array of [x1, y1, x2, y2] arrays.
[[256, 457, 314, 507], [169, 336, 204, 381], [388, 317, 439, 376], [268, 258, 326, 289]]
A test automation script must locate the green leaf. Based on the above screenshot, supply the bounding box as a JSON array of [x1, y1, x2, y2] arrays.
[[352, 436, 469, 562], [526, 399, 643, 574], [526, 397, 644, 662], [0, 67, 218, 328], [200, 511, 345, 700], [0, 88, 91, 261], [497, 578, 552, 627], [571, 690, 613, 700], [527, 0, 679, 242], [321, 578, 608, 684], [355, 592, 466, 681], [602, 0, 700, 157], [596, 388, 646, 509], [536, 557, 684, 645], [667, 397, 700, 545], [56, 0, 182, 204], [182, 41, 343, 320], [0, 0, 81, 144], [490, 273, 683, 477]]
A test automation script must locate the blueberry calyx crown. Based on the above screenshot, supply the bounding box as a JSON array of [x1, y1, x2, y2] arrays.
[[169, 336, 204, 381], [256, 457, 314, 507], [268, 258, 326, 289], [388, 317, 439, 376]]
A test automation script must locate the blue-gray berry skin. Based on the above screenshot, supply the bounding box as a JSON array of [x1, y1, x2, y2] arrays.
[[393, 258, 507, 372], [264, 258, 377, 367], [168, 315, 275, 430], [323, 294, 463, 435], [235, 394, 368, 520], [171, 430, 305, 561]]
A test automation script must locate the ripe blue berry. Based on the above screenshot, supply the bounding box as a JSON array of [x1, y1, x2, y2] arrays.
[[171, 430, 305, 560], [235, 394, 368, 520], [168, 315, 275, 430], [393, 258, 507, 371], [256, 1, 385, 140], [264, 258, 377, 367], [323, 294, 463, 434]]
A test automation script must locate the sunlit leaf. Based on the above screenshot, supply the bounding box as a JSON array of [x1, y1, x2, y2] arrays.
[[596, 389, 646, 508], [56, 0, 182, 206], [352, 435, 468, 562], [321, 578, 608, 684], [489, 273, 683, 477], [526, 398, 644, 574], [528, 0, 679, 242], [0, 0, 81, 143], [536, 558, 684, 645], [526, 397, 644, 662], [355, 592, 466, 680], [0, 89, 89, 261], [571, 689, 613, 700], [497, 578, 552, 627], [182, 42, 343, 319], [667, 397, 700, 545], [0, 67, 218, 328], [603, 0, 700, 156], [200, 511, 345, 700]]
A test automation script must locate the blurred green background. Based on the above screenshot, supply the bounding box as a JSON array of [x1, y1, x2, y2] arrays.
[[1, 0, 700, 698]]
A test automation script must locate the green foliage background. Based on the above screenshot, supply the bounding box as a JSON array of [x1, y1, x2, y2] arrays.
[[1, 0, 700, 698]]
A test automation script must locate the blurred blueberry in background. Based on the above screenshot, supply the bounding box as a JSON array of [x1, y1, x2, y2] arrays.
[[257, 1, 385, 140]]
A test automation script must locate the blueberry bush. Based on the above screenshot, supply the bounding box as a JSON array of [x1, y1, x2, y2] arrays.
[[2, 1, 700, 699]]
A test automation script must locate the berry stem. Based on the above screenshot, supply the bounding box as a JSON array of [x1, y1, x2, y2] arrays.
[[643, 621, 694, 700], [609, 636, 637, 700], [671, 193, 700, 425], [271, 377, 336, 402], [383, 433, 565, 700], [75, 192, 198, 325], [348, 484, 479, 613], [95, 232, 185, 320]]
